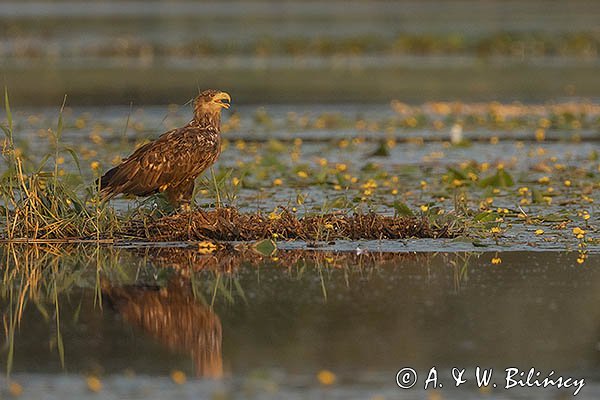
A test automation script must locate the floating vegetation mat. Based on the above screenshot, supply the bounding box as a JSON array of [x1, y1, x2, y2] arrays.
[[127, 208, 458, 242]]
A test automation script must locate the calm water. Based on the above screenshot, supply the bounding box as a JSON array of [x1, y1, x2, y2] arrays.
[[2, 246, 600, 399]]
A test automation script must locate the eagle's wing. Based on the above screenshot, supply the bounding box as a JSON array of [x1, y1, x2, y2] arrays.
[[100, 128, 194, 197]]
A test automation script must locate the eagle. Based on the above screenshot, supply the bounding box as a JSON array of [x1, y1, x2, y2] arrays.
[[99, 89, 231, 208]]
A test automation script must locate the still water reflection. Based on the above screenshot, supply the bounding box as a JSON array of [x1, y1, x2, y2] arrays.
[[1, 245, 600, 398]]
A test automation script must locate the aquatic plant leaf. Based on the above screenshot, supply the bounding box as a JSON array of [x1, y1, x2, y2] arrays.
[[447, 167, 467, 180], [393, 201, 414, 217], [474, 211, 499, 222], [253, 239, 277, 256], [498, 169, 514, 187], [531, 188, 544, 203], [538, 213, 570, 222], [4, 87, 12, 134], [479, 169, 514, 188], [63, 147, 82, 175], [370, 141, 390, 157]]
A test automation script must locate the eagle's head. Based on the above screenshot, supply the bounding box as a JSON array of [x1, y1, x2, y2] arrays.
[[194, 89, 231, 121]]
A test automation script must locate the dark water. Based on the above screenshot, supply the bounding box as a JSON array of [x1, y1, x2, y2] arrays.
[[2, 246, 600, 398]]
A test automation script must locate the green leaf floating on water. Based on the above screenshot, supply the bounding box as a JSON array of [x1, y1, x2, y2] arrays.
[[531, 188, 545, 203], [537, 213, 570, 222], [370, 141, 390, 157], [253, 239, 277, 256], [393, 201, 415, 217], [474, 211, 499, 222], [479, 168, 514, 188]]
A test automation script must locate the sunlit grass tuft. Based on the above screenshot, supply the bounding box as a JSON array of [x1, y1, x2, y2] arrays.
[[1, 90, 120, 241]]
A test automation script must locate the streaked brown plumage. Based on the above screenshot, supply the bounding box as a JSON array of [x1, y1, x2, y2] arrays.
[[99, 89, 231, 208]]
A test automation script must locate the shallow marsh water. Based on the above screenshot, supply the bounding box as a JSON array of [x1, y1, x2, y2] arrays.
[[2, 246, 600, 399]]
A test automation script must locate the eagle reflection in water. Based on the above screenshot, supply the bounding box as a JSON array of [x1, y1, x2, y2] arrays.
[[104, 280, 223, 378]]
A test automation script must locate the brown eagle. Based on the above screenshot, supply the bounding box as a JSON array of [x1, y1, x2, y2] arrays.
[[99, 89, 231, 208]]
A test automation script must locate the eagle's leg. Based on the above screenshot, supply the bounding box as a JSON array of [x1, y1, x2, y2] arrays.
[[164, 180, 195, 210]]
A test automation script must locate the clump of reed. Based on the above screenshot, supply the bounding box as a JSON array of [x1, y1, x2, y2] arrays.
[[1, 90, 119, 241], [128, 207, 460, 242]]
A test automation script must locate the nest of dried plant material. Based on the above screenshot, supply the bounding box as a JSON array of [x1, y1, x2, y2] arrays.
[[127, 207, 458, 242]]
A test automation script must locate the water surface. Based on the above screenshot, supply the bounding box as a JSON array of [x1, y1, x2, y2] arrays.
[[2, 246, 600, 399]]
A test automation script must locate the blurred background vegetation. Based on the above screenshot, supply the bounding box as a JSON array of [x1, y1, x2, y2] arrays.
[[1, 0, 599, 105]]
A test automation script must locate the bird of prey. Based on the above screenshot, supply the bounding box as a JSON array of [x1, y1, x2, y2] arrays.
[[99, 89, 231, 208]]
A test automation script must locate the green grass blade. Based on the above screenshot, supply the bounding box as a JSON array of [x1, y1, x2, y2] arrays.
[[4, 87, 13, 137]]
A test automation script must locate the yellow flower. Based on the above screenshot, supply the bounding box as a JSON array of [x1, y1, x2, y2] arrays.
[[564, 180, 572, 187], [420, 205, 429, 212], [491, 257, 502, 265], [573, 227, 586, 236], [335, 163, 348, 172], [8, 381, 23, 396], [535, 128, 545, 142], [235, 139, 246, 150], [197, 241, 217, 254], [317, 370, 336, 386], [90, 161, 100, 170], [232, 177, 240, 186], [490, 227, 502, 234], [361, 179, 377, 189], [75, 118, 86, 129], [273, 178, 283, 186], [86, 376, 102, 392], [538, 176, 550, 184], [391, 189, 398, 195], [577, 257, 585, 264], [535, 229, 544, 235], [420, 180, 427, 188], [297, 171, 308, 179], [170, 370, 187, 385]]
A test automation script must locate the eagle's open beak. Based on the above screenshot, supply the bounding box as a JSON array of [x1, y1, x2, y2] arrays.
[[214, 92, 231, 109]]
